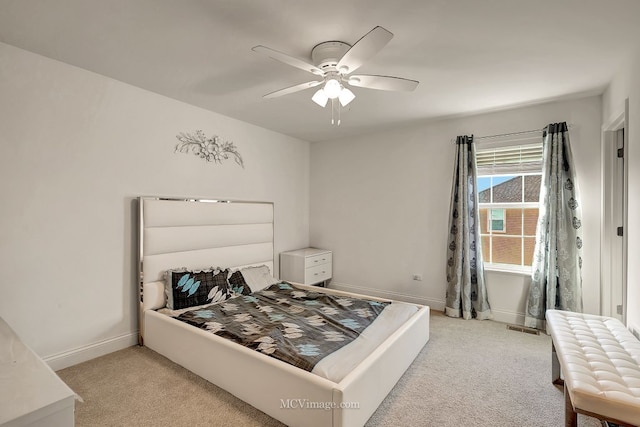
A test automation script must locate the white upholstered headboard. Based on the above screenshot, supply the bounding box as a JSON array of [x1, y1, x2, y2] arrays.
[[137, 197, 274, 339]]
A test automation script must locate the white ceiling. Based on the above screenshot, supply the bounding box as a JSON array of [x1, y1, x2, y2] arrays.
[[1, 0, 640, 142]]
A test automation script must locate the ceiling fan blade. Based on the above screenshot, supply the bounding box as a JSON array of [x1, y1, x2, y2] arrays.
[[347, 75, 419, 92], [252, 45, 324, 76], [263, 80, 323, 99], [336, 26, 394, 74]]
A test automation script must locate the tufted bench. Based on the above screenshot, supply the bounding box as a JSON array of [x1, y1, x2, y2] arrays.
[[546, 309, 640, 427]]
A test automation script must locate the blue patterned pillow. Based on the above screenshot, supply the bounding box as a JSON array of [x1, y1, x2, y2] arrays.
[[165, 268, 230, 310]]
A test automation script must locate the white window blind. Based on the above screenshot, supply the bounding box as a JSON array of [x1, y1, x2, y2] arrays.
[[476, 142, 543, 175]]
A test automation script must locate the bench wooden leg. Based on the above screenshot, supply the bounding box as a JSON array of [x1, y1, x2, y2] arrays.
[[564, 382, 577, 427], [552, 341, 564, 387]]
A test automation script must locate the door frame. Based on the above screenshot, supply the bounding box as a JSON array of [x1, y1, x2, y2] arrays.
[[600, 99, 629, 323]]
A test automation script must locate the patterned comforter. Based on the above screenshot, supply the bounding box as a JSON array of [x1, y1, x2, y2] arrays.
[[176, 282, 390, 372]]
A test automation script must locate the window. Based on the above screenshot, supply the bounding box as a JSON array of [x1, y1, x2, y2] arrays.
[[476, 142, 542, 270], [489, 208, 505, 232]]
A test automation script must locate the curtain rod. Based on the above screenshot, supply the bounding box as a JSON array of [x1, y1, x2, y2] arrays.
[[450, 124, 573, 143]]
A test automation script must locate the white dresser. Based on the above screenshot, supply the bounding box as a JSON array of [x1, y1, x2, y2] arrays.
[[280, 248, 332, 286], [0, 317, 75, 427]]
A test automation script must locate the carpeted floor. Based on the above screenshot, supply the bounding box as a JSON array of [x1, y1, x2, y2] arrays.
[[57, 311, 603, 426]]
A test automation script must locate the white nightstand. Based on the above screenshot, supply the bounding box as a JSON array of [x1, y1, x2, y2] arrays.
[[0, 317, 75, 427], [280, 248, 332, 286]]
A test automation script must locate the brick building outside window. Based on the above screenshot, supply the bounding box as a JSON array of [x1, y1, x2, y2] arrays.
[[478, 174, 541, 269]]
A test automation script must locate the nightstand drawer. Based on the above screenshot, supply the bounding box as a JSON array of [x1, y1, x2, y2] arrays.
[[305, 263, 332, 284], [306, 253, 332, 268]]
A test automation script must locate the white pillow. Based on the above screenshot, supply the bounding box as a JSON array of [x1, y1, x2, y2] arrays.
[[143, 281, 166, 311], [240, 265, 279, 292]]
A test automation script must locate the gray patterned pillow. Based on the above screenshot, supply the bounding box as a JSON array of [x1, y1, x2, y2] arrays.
[[227, 270, 252, 296]]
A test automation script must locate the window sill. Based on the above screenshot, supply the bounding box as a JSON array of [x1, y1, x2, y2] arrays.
[[483, 264, 532, 277]]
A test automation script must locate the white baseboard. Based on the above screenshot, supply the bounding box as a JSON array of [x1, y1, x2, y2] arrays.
[[490, 308, 526, 326], [329, 282, 528, 325], [329, 281, 446, 311], [44, 332, 138, 371]]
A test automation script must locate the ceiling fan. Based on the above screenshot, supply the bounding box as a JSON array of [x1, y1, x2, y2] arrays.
[[252, 26, 419, 125]]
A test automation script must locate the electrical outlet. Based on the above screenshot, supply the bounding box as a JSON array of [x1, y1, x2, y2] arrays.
[[412, 274, 423, 281]]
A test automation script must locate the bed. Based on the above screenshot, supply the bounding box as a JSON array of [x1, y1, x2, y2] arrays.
[[138, 197, 430, 427]]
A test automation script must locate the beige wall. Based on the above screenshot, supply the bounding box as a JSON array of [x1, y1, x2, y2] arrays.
[[310, 96, 602, 325], [0, 42, 310, 368]]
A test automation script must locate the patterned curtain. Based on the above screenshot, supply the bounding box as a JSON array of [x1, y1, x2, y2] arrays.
[[524, 122, 583, 330], [445, 135, 492, 320]]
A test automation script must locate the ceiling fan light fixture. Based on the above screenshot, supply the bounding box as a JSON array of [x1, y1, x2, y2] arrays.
[[312, 88, 329, 107], [338, 88, 355, 106], [323, 78, 342, 99]]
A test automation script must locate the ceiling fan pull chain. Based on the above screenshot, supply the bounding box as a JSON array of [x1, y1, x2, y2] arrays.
[[331, 98, 335, 125]]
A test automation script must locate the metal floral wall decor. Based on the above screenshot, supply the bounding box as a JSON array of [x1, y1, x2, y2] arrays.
[[175, 130, 244, 168]]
